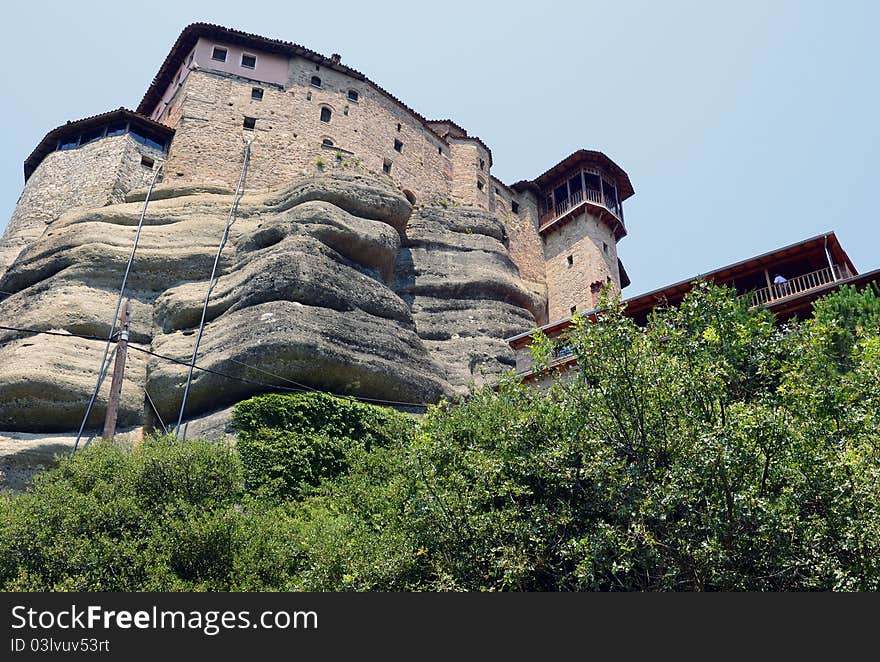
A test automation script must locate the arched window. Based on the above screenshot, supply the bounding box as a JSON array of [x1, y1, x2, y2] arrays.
[[311, 75, 322, 88], [322, 138, 334, 147], [320, 107, 332, 123]]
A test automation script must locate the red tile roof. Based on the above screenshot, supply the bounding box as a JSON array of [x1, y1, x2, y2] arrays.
[[512, 149, 634, 200], [506, 231, 865, 348]]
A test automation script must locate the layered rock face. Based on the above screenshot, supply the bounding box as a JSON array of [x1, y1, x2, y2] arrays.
[[0, 174, 542, 433]]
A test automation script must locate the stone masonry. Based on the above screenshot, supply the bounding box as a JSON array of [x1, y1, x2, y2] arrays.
[[0, 24, 636, 482], [0, 134, 165, 278]]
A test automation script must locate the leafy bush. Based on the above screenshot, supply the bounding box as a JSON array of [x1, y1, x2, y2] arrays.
[[2, 285, 879, 591], [233, 392, 414, 499], [0, 436, 243, 591]]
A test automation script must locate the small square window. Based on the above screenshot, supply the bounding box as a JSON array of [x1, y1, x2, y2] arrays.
[[511, 201, 519, 213], [383, 159, 392, 175], [241, 53, 257, 69], [212, 47, 227, 62], [567, 255, 573, 267], [141, 155, 155, 168], [243, 116, 256, 130], [393, 138, 403, 153], [251, 87, 264, 101], [348, 89, 359, 102]]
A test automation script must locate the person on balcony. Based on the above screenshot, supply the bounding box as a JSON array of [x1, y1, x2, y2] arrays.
[[773, 273, 789, 297]]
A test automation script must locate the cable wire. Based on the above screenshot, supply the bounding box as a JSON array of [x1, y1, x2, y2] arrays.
[[176, 140, 252, 438], [72, 163, 163, 453], [0, 324, 431, 412]]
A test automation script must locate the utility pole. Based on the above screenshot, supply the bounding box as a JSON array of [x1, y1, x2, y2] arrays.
[[102, 299, 131, 441]]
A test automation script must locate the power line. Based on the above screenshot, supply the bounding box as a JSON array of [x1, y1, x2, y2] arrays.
[[129, 344, 430, 410], [0, 325, 105, 342], [0, 323, 430, 411]]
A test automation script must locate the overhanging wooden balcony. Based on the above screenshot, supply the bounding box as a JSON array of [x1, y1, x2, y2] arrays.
[[537, 169, 627, 239], [740, 264, 853, 308]]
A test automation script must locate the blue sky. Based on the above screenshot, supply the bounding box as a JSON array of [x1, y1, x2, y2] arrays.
[[1, 0, 877, 295]]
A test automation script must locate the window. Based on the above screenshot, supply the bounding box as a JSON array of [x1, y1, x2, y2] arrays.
[[396, 123, 402, 131], [567, 255, 573, 267], [479, 159, 485, 171], [212, 46, 227, 62], [129, 130, 166, 151], [80, 128, 104, 144], [105, 123, 126, 137], [141, 155, 155, 168], [393, 138, 403, 152], [59, 138, 78, 151], [320, 107, 332, 123], [477, 180, 484, 191], [570, 306, 577, 315], [495, 187, 500, 195], [251, 87, 264, 101], [322, 138, 334, 147], [603, 241, 609, 254], [241, 53, 256, 69], [311, 75, 322, 88], [243, 116, 256, 130], [511, 201, 519, 213], [348, 89, 359, 102], [438, 146, 442, 155], [383, 158, 392, 174]]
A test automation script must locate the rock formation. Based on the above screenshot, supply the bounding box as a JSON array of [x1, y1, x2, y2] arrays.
[[0, 173, 543, 434]]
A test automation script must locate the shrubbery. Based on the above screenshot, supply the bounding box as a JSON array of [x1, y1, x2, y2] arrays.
[[1, 284, 878, 591], [233, 392, 414, 500]]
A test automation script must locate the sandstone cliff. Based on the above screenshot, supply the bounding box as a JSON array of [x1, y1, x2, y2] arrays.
[[0, 173, 543, 435]]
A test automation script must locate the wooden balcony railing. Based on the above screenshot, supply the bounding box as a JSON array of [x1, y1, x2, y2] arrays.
[[741, 264, 852, 308], [539, 189, 621, 227]]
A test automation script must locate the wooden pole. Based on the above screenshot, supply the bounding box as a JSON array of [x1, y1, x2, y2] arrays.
[[102, 298, 131, 441]]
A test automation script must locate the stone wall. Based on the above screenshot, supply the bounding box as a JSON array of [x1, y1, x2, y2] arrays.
[[0, 134, 166, 279], [495, 186, 546, 319], [449, 138, 491, 208], [158, 62, 462, 206], [542, 210, 620, 321]]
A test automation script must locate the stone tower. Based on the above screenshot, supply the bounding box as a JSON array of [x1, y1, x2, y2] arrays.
[[0, 109, 171, 276], [513, 150, 633, 321]]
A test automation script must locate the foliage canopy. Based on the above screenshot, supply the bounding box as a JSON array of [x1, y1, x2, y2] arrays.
[[1, 284, 878, 591]]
